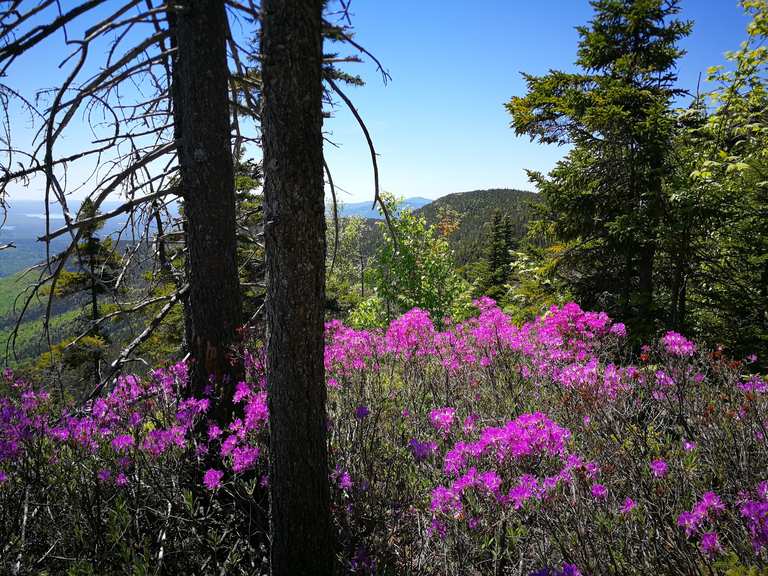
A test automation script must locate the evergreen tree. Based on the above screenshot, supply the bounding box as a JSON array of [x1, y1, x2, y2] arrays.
[[479, 209, 514, 301], [508, 0, 691, 337], [53, 199, 122, 386]]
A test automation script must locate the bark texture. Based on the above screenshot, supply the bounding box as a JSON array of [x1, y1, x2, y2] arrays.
[[171, 0, 243, 422], [261, 0, 335, 573]]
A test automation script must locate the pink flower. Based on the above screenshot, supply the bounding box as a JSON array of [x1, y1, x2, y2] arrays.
[[591, 483, 608, 500], [650, 459, 668, 478], [203, 468, 224, 490], [700, 531, 721, 556], [430, 407, 456, 435], [620, 497, 636, 514], [662, 331, 696, 357]]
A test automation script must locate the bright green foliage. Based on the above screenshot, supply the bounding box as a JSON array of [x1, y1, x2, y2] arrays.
[[417, 188, 536, 268], [354, 195, 473, 326], [668, 0, 768, 359], [507, 0, 768, 360], [326, 215, 370, 315]]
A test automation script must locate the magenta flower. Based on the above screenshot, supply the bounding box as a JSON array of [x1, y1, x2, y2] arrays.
[[662, 331, 696, 357], [699, 531, 721, 556], [591, 483, 608, 500], [650, 459, 668, 478], [429, 407, 456, 435], [231, 445, 260, 473], [683, 439, 697, 452], [111, 434, 134, 452], [620, 497, 636, 514], [203, 468, 224, 490]]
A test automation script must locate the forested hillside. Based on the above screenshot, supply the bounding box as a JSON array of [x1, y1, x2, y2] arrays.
[[416, 188, 538, 265]]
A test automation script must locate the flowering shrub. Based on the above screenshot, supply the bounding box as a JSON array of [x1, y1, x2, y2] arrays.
[[1, 299, 767, 574]]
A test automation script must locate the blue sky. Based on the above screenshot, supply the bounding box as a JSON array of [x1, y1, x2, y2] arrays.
[[323, 0, 752, 203], [3, 1, 752, 205]]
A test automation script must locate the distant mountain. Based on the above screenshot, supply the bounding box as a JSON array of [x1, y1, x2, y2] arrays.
[[331, 196, 432, 220], [415, 188, 540, 266], [0, 199, 168, 277]]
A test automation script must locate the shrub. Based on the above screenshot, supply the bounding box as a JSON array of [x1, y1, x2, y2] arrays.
[[1, 300, 767, 574]]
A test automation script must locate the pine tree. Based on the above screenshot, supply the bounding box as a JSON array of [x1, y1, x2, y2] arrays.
[[508, 0, 691, 337], [480, 209, 514, 302], [54, 199, 122, 385]]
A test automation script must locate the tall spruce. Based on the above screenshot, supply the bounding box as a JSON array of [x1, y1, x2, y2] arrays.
[[508, 0, 691, 337], [261, 0, 334, 573]]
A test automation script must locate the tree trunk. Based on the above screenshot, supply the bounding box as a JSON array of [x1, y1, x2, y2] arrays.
[[89, 240, 100, 387], [637, 242, 655, 329], [171, 0, 243, 422], [262, 0, 334, 573]]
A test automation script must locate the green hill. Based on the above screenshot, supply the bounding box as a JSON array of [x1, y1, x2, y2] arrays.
[[415, 188, 539, 265]]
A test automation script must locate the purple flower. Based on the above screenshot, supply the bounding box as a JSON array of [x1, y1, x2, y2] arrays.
[[111, 434, 134, 452], [700, 531, 721, 556], [678, 511, 700, 536], [683, 439, 697, 452], [590, 483, 608, 500], [97, 469, 112, 483], [650, 459, 668, 478], [231, 445, 260, 473], [429, 517, 447, 539], [338, 470, 353, 491], [741, 497, 768, 552], [408, 438, 437, 462], [477, 470, 502, 495], [208, 423, 222, 440], [203, 468, 224, 490], [662, 331, 696, 357], [354, 405, 370, 420], [620, 497, 636, 514], [429, 407, 456, 435]]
